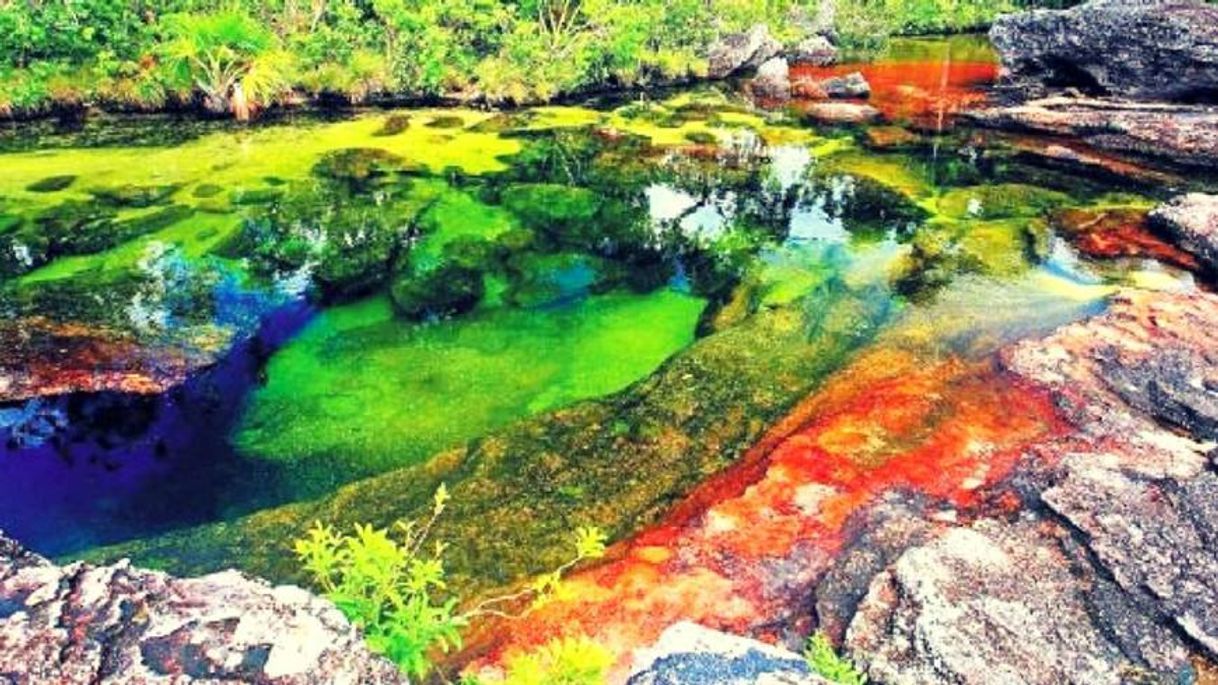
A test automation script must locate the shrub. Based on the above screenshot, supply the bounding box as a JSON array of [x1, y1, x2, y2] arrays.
[[805, 632, 868, 685], [294, 485, 608, 678]]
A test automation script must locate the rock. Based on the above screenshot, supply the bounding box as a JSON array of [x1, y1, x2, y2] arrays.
[[0, 531, 404, 684], [967, 96, 1218, 169], [708, 24, 782, 79], [1049, 206, 1200, 271], [846, 520, 1160, 685], [627, 622, 829, 685], [1150, 193, 1218, 271], [990, 0, 1218, 102], [791, 73, 870, 101], [800, 102, 881, 125], [389, 261, 485, 321], [750, 58, 791, 100], [1003, 289, 1218, 660], [788, 36, 838, 67], [820, 72, 870, 99]]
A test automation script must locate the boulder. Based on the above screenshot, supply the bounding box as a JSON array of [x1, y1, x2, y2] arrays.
[[750, 58, 792, 100], [966, 96, 1218, 169], [708, 24, 783, 79], [788, 35, 838, 67], [845, 520, 1163, 685], [1150, 193, 1218, 271], [821, 72, 870, 99], [627, 622, 830, 685], [0, 532, 404, 684], [990, 0, 1218, 102]]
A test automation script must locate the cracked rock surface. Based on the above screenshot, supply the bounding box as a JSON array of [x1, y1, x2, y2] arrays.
[[0, 535, 404, 684]]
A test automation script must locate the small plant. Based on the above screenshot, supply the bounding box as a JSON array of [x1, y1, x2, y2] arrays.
[[805, 632, 868, 685], [501, 636, 613, 685], [294, 484, 607, 678]]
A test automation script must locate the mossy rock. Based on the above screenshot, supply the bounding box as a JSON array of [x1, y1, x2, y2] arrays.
[[684, 131, 718, 145], [892, 217, 1049, 299], [934, 183, 1071, 221], [820, 175, 931, 239], [312, 148, 410, 184], [229, 187, 287, 206], [192, 184, 225, 199], [503, 252, 621, 307], [499, 183, 602, 238], [427, 115, 466, 129], [26, 175, 77, 193], [374, 114, 412, 137], [88, 184, 180, 208], [389, 261, 486, 320]]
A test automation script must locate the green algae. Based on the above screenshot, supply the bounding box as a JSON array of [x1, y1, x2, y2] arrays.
[[230, 288, 707, 496]]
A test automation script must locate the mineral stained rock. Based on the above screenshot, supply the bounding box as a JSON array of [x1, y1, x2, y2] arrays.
[[1150, 193, 1218, 272], [990, 0, 1218, 102], [0, 532, 404, 684]]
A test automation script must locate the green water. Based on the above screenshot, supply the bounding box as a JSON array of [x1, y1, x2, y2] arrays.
[[0, 36, 1203, 589]]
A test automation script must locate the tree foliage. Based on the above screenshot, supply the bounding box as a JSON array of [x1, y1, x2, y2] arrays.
[[0, 0, 1070, 117]]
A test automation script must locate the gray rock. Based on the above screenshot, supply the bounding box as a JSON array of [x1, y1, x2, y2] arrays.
[[1150, 193, 1218, 272], [967, 96, 1218, 170], [751, 58, 792, 100], [788, 36, 838, 67], [627, 622, 830, 685], [844, 520, 1148, 685], [708, 25, 783, 79], [0, 532, 404, 684], [990, 0, 1218, 102], [820, 72, 870, 99]]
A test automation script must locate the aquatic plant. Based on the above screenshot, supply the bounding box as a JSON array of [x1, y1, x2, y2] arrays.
[[294, 485, 607, 678], [805, 632, 867, 685]]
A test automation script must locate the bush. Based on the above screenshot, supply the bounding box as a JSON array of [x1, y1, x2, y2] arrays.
[[294, 485, 608, 678], [805, 632, 868, 685]]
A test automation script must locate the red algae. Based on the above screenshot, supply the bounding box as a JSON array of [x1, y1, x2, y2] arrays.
[[1050, 206, 1202, 271], [790, 61, 998, 128], [462, 347, 1069, 681]]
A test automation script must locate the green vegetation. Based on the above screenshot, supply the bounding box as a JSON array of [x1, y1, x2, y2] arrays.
[[295, 485, 607, 678], [1, 0, 1062, 117], [805, 633, 868, 685]]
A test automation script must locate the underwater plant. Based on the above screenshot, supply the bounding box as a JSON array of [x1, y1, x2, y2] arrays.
[[294, 485, 607, 678]]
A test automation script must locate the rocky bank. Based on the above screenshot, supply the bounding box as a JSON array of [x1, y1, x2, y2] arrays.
[[0, 534, 404, 684], [970, 0, 1218, 172]]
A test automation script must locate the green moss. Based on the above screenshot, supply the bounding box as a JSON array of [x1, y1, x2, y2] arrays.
[[931, 183, 1071, 220], [427, 115, 467, 129], [88, 183, 180, 208], [409, 190, 518, 272], [389, 261, 486, 320], [230, 288, 707, 496], [374, 113, 412, 137], [499, 183, 602, 239], [312, 147, 411, 184]]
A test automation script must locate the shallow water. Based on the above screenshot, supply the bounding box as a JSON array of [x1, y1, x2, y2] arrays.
[[0, 33, 1203, 609]]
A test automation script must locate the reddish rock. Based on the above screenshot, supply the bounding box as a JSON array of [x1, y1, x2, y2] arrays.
[[0, 317, 229, 403], [1050, 206, 1201, 271]]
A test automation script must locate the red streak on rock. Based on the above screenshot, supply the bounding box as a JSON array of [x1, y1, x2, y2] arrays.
[[791, 61, 997, 128], [465, 348, 1068, 681], [1051, 206, 1201, 271]]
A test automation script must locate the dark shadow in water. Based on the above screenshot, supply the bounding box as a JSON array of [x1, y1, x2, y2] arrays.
[[0, 301, 315, 557]]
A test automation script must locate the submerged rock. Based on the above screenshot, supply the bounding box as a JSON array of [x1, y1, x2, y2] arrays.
[[990, 0, 1218, 102], [628, 623, 829, 685], [791, 72, 870, 101], [1149, 193, 1218, 271], [800, 102, 881, 125], [0, 531, 404, 684], [707, 24, 782, 79]]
